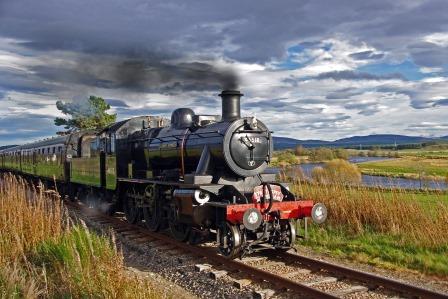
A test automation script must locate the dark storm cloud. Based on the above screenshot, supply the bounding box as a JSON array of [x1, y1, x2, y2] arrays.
[[1, 0, 447, 64], [0, 0, 447, 143], [315, 70, 405, 81]]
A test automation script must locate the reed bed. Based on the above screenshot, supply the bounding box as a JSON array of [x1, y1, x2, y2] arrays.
[[0, 174, 161, 298], [293, 179, 448, 248]]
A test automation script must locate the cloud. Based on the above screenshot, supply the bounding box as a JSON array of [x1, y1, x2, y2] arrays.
[[424, 32, 448, 47], [315, 70, 405, 81], [349, 50, 385, 60], [106, 99, 129, 108], [433, 99, 448, 107], [407, 122, 448, 133], [0, 0, 448, 144]]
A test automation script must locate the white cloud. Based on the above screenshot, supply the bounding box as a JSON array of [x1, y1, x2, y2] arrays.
[[423, 32, 448, 47], [420, 66, 444, 73]]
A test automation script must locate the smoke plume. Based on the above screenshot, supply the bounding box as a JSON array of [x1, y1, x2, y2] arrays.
[[63, 54, 240, 94]]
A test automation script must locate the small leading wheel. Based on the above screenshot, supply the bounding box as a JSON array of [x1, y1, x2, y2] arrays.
[[218, 223, 242, 259], [279, 220, 296, 250]]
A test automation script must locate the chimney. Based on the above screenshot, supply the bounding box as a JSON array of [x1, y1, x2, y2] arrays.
[[219, 90, 243, 122]]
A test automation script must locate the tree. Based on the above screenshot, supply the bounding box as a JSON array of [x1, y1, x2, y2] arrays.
[[54, 96, 116, 134]]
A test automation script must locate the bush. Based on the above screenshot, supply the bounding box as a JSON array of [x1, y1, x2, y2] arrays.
[[334, 148, 349, 160], [309, 148, 335, 162], [294, 145, 308, 156], [311, 159, 361, 184], [275, 151, 298, 166]]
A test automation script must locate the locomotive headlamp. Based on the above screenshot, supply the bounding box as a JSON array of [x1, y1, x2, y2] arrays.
[[311, 203, 327, 224], [194, 190, 210, 205], [243, 208, 263, 230]]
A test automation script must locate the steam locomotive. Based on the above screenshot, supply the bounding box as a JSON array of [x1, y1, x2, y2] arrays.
[[0, 90, 327, 258]]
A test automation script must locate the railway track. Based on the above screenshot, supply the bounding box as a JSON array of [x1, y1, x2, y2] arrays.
[[65, 200, 448, 299]]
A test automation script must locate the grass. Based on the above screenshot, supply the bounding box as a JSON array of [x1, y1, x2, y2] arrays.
[[289, 179, 448, 276], [0, 173, 163, 298], [299, 226, 448, 276], [358, 157, 448, 180]]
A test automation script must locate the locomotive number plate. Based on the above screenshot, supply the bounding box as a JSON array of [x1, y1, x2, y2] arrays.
[[252, 185, 284, 202]]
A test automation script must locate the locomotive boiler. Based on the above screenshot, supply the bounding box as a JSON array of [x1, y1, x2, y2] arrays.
[[0, 90, 327, 258], [115, 90, 327, 257]]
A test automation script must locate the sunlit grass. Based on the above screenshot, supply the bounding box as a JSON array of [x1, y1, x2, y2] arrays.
[[0, 173, 162, 298], [358, 157, 448, 179], [283, 169, 448, 276]]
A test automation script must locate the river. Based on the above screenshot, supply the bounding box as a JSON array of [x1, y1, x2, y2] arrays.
[[269, 157, 448, 190]]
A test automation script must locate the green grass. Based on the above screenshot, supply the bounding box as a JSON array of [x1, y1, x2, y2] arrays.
[[358, 157, 448, 179], [299, 225, 448, 276]]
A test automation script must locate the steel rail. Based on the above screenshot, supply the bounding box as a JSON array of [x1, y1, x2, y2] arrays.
[[279, 252, 448, 299]]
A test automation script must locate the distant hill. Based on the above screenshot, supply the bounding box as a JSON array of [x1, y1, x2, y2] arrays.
[[274, 134, 447, 150], [273, 137, 331, 149], [333, 134, 434, 146]]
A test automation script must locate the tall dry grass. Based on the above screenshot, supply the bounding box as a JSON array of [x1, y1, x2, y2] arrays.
[[0, 174, 161, 298], [0, 174, 65, 265], [311, 159, 362, 185], [292, 179, 448, 248]]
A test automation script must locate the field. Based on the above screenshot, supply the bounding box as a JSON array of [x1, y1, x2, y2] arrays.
[[290, 180, 448, 276], [0, 174, 167, 298], [358, 157, 448, 180]]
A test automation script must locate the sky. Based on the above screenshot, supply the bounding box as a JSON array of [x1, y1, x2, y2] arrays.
[[0, 0, 447, 145]]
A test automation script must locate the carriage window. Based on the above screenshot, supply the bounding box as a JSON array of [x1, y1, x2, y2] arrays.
[[52, 147, 55, 154], [110, 134, 116, 153]]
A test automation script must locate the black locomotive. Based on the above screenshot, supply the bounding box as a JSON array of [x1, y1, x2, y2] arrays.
[[0, 90, 326, 258]]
